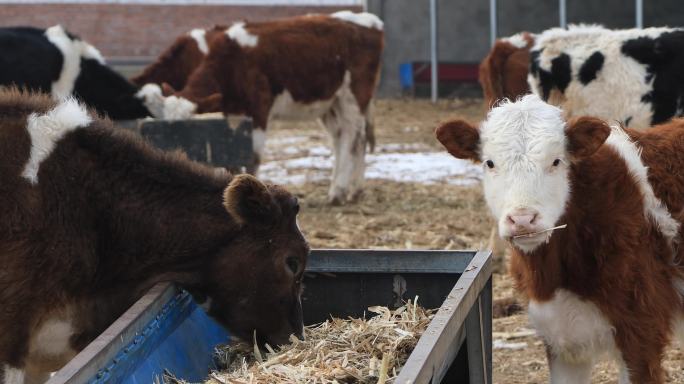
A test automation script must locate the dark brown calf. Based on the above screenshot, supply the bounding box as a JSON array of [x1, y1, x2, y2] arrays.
[[0, 89, 309, 384], [160, 12, 384, 204]]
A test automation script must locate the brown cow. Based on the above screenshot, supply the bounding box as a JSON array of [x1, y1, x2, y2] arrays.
[[479, 32, 533, 108], [437, 94, 684, 383], [158, 12, 384, 204], [132, 26, 227, 117], [0, 89, 309, 384]]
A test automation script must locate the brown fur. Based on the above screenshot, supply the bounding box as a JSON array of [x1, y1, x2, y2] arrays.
[[438, 116, 684, 383], [435, 120, 481, 162], [479, 34, 533, 108], [0, 90, 309, 376], [170, 14, 383, 132], [131, 25, 227, 90]]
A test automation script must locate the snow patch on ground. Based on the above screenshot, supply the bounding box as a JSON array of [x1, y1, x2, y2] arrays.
[[259, 142, 482, 186]]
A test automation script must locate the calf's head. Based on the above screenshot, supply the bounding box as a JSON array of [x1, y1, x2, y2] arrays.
[[436, 94, 610, 252], [202, 175, 309, 346]]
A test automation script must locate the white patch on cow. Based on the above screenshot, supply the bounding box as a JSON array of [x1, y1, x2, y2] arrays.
[[78, 41, 105, 64], [4, 366, 25, 384], [528, 25, 678, 129], [480, 95, 570, 252], [269, 90, 335, 122], [331, 10, 384, 30], [28, 317, 75, 360], [44, 25, 82, 100], [189, 28, 209, 54], [321, 71, 366, 203], [226, 22, 258, 48], [502, 32, 529, 49], [252, 128, 267, 160], [136, 83, 165, 118], [529, 289, 617, 380], [603, 126, 679, 244], [162, 95, 197, 120], [22, 98, 91, 184]]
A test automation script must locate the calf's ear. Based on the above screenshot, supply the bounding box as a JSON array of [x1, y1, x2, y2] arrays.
[[435, 120, 481, 161], [224, 174, 278, 225], [565, 116, 611, 159]]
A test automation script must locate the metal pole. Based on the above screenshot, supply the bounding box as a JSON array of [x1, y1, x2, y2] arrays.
[[635, 0, 643, 28], [489, 0, 497, 47], [430, 0, 438, 103], [559, 0, 567, 28]]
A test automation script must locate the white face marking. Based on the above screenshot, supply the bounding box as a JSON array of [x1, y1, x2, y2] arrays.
[[529, 25, 678, 130], [162, 95, 197, 120], [480, 95, 569, 252], [330, 11, 384, 30], [603, 127, 679, 244], [45, 25, 81, 100], [226, 22, 258, 48], [502, 32, 529, 49], [189, 28, 209, 54], [22, 98, 92, 184], [529, 289, 617, 364], [135, 83, 165, 118]]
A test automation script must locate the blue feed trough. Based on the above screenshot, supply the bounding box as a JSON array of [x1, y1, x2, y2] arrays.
[[49, 250, 492, 384]]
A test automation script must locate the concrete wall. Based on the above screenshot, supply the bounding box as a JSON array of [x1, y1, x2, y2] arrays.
[[369, 0, 683, 96]]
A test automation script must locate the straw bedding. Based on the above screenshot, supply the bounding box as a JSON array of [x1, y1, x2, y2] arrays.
[[203, 300, 433, 384]]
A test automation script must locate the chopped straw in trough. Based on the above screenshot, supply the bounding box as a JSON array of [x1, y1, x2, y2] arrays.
[[196, 299, 433, 384]]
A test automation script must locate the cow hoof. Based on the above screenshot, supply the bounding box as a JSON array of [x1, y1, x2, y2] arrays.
[[328, 195, 344, 206], [348, 189, 364, 203]]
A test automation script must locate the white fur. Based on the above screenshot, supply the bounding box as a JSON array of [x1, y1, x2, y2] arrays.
[[252, 128, 267, 161], [4, 366, 25, 384], [78, 41, 105, 64], [480, 95, 570, 252], [321, 71, 366, 202], [22, 98, 91, 184], [162, 95, 197, 120], [529, 289, 621, 382], [189, 28, 209, 54], [28, 318, 75, 360], [226, 22, 258, 48], [603, 126, 679, 244], [528, 25, 682, 129], [135, 83, 165, 118], [44, 25, 82, 100], [331, 10, 384, 30], [269, 89, 336, 122], [502, 32, 529, 49]]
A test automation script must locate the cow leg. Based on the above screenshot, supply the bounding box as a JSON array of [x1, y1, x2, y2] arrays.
[[322, 89, 366, 205], [3, 366, 24, 384], [617, 358, 632, 384], [548, 355, 593, 384]]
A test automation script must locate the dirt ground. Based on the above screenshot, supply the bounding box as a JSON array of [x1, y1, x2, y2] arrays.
[[263, 98, 684, 383]]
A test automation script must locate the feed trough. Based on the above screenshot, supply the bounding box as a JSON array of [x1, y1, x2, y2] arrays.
[[48, 249, 492, 384]]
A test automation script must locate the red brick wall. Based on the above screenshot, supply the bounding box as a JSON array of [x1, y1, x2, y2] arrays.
[[0, 4, 361, 58]]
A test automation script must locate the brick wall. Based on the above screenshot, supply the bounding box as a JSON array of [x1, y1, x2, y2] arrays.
[[0, 4, 361, 58]]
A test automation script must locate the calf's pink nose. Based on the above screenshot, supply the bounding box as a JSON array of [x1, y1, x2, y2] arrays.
[[506, 209, 539, 230]]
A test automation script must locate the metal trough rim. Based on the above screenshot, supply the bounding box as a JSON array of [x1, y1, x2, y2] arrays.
[[48, 249, 491, 384]]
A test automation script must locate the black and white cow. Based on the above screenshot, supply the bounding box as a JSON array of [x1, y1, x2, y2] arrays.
[[0, 25, 150, 120], [528, 24, 684, 129]]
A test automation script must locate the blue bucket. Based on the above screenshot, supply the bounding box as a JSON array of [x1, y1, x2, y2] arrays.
[[399, 62, 414, 90]]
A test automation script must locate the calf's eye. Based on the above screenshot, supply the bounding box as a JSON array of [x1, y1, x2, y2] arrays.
[[485, 160, 495, 169], [552, 159, 561, 167], [286, 257, 300, 275]]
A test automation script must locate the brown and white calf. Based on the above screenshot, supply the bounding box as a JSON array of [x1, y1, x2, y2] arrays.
[[132, 25, 228, 117], [0, 89, 309, 384], [437, 94, 684, 383], [157, 12, 384, 204], [479, 32, 534, 108]]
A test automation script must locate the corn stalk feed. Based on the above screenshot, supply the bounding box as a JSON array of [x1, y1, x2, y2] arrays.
[[205, 300, 433, 384]]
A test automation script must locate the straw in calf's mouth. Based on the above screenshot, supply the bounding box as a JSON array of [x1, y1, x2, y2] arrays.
[[513, 224, 568, 239]]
